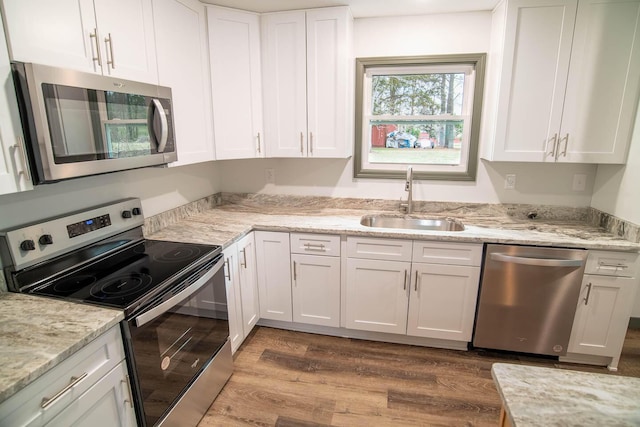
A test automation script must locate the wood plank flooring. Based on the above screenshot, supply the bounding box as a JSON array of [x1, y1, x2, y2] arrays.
[[199, 326, 640, 426]]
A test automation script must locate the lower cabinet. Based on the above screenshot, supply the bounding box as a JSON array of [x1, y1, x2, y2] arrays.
[[255, 231, 293, 321], [292, 253, 341, 327], [0, 325, 134, 427], [345, 237, 482, 342]]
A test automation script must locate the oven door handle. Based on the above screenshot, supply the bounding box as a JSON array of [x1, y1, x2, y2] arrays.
[[135, 256, 224, 327]]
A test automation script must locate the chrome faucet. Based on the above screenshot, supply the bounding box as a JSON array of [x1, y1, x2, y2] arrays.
[[400, 166, 413, 214]]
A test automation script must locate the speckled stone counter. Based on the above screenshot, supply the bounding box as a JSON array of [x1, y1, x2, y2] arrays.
[[145, 195, 640, 252], [0, 293, 124, 403], [492, 363, 640, 426]]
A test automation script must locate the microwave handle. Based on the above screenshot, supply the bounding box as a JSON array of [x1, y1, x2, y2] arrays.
[[134, 256, 224, 327], [149, 99, 168, 153]]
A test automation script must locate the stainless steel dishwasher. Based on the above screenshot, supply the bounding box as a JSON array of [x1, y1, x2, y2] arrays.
[[473, 244, 587, 356]]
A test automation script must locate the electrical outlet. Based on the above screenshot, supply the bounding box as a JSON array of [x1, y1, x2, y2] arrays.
[[265, 168, 275, 184], [572, 174, 587, 192], [505, 174, 516, 190]]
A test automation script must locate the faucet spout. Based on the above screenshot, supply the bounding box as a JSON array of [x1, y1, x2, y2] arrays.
[[401, 166, 413, 214]]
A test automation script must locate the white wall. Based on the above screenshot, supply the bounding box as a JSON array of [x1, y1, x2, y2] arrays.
[[0, 161, 220, 229], [591, 102, 640, 225], [216, 11, 598, 207]]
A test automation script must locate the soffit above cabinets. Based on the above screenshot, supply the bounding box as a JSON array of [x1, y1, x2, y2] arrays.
[[199, 0, 500, 18]]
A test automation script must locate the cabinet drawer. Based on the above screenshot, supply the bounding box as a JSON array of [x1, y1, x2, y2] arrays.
[[0, 325, 125, 427], [585, 251, 639, 277], [412, 241, 483, 266], [290, 233, 340, 256], [347, 237, 412, 261]]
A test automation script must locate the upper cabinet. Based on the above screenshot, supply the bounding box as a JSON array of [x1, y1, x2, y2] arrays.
[[153, 0, 215, 166], [2, 0, 158, 84], [207, 6, 264, 160], [0, 13, 32, 195], [482, 0, 640, 163], [261, 7, 353, 158]]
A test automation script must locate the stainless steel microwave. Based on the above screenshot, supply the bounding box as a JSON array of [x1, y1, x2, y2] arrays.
[[11, 62, 177, 184]]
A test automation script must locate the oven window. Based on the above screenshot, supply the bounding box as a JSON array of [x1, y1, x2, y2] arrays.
[[42, 84, 163, 163], [127, 269, 228, 426]]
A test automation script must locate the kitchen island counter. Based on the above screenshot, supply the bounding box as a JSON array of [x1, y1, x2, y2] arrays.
[[0, 293, 124, 403], [492, 363, 640, 426]]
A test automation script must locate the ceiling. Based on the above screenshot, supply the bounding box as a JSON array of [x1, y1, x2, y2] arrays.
[[200, 0, 501, 18]]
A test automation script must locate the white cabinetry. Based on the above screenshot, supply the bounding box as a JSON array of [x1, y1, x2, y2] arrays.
[[483, 0, 640, 164], [261, 7, 353, 158], [564, 250, 639, 370], [2, 0, 158, 83], [0, 326, 135, 427], [153, 0, 214, 166], [223, 244, 244, 353], [290, 233, 341, 327], [255, 231, 292, 321], [345, 237, 482, 342], [207, 6, 264, 160], [0, 14, 32, 195]]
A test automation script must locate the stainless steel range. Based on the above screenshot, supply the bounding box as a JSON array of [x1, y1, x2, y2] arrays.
[[0, 199, 232, 427]]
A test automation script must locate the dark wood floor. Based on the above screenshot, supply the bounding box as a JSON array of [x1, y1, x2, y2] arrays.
[[199, 326, 640, 426]]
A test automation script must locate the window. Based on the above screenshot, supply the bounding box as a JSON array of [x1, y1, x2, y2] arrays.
[[354, 54, 486, 180]]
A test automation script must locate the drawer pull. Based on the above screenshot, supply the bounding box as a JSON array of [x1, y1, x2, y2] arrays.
[[41, 372, 88, 409], [304, 243, 326, 252], [598, 263, 629, 270]]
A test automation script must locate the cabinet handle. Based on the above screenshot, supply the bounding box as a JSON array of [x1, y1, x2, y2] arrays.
[[546, 133, 558, 158], [558, 133, 569, 158], [41, 372, 88, 409], [14, 138, 30, 181], [90, 28, 102, 67], [105, 33, 115, 69], [309, 132, 314, 154], [403, 269, 407, 290], [257, 132, 261, 153], [300, 132, 304, 154], [415, 270, 419, 292], [224, 258, 231, 280], [122, 375, 134, 408], [293, 261, 297, 283], [598, 262, 629, 270], [583, 282, 593, 305], [304, 242, 326, 252], [240, 248, 247, 268]]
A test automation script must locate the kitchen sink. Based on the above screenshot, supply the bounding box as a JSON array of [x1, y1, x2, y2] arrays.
[[360, 215, 465, 231]]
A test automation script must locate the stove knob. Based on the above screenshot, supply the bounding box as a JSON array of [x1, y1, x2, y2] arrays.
[[132, 207, 142, 216], [20, 239, 36, 251], [122, 210, 132, 219], [39, 234, 54, 245]]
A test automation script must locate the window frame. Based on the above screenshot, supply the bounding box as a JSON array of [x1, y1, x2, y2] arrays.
[[353, 53, 486, 181]]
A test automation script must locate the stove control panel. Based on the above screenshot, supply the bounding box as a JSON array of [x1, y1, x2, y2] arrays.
[[0, 198, 144, 271]]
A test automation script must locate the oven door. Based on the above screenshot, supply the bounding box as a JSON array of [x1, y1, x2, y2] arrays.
[[123, 254, 229, 427]]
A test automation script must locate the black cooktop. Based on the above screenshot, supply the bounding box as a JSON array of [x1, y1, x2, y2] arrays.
[[21, 239, 221, 311]]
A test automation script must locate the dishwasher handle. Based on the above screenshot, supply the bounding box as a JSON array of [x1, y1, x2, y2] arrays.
[[490, 252, 584, 267]]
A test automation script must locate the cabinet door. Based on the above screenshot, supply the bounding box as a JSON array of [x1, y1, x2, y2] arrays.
[[223, 245, 244, 354], [407, 263, 480, 341], [93, 0, 158, 83], [153, 0, 215, 166], [0, 16, 33, 195], [492, 0, 577, 161], [261, 11, 308, 157], [291, 254, 341, 327], [2, 0, 98, 73], [560, 0, 640, 163], [45, 362, 136, 427], [255, 231, 292, 321], [567, 275, 636, 357], [306, 7, 352, 158], [237, 233, 260, 332], [345, 258, 410, 334], [208, 7, 264, 160]]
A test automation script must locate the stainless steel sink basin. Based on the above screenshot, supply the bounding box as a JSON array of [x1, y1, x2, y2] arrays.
[[360, 215, 465, 231]]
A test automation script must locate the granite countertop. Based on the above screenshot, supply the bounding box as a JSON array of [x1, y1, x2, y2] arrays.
[[145, 196, 640, 252], [491, 363, 640, 426], [0, 293, 124, 404]]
